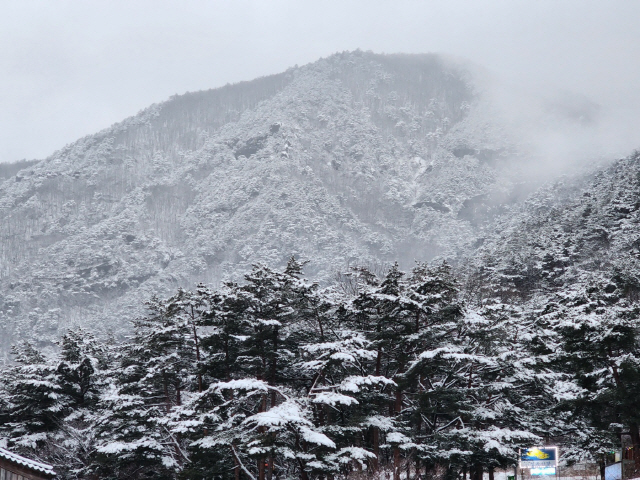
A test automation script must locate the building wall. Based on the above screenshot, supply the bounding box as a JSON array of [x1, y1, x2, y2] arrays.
[[0, 461, 51, 480]]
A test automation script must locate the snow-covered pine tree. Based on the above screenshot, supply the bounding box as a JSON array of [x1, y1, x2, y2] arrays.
[[177, 259, 346, 480], [47, 329, 111, 477], [301, 329, 392, 478], [0, 330, 113, 478], [552, 282, 640, 476], [0, 342, 61, 449], [399, 262, 471, 479], [92, 294, 201, 479], [447, 308, 543, 480], [354, 263, 425, 480]]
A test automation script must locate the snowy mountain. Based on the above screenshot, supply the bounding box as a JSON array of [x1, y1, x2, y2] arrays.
[[0, 50, 625, 355], [463, 151, 640, 323], [2, 50, 640, 480], [0, 51, 503, 351]]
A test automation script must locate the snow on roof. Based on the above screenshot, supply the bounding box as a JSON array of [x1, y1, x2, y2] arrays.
[[0, 446, 56, 477]]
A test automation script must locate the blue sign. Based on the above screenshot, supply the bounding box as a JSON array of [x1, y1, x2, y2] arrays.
[[520, 447, 558, 468]]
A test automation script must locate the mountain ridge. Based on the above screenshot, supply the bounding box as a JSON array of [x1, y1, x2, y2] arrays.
[[0, 50, 618, 357]]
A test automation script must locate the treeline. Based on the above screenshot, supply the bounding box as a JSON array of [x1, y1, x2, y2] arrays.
[[0, 259, 638, 479], [0, 159, 39, 180]]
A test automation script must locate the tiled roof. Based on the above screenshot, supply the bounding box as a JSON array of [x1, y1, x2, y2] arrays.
[[0, 447, 56, 476]]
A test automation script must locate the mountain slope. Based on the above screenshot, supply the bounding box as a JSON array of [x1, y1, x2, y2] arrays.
[[0, 51, 542, 353], [463, 151, 640, 315]]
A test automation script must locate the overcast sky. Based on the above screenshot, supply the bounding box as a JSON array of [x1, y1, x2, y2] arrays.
[[2, 0, 640, 163]]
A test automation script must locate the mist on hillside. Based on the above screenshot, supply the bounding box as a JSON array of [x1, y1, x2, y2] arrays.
[[3, 5, 640, 478]]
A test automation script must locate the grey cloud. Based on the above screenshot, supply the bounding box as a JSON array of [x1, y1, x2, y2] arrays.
[[1, 0, 640, 163]]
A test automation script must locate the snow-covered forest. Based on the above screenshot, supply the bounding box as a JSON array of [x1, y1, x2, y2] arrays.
[[2, 50, 640, 479], [1, 258, 638, 479], [0, 51, 483, 356]]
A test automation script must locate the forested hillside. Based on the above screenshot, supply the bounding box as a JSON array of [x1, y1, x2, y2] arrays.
[[0, 51, 519, 355], [2, 50, 640, 480], [465, 152, 640, 305]]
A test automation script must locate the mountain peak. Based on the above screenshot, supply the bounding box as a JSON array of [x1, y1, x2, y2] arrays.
[[0, 52, 521, 354]]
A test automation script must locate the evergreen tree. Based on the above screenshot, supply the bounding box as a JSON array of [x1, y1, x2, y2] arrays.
[[92, 295, 200, 479], [0, 342, 61, 448], [553, 283, 640, 476], [0, 330, 110, 478]]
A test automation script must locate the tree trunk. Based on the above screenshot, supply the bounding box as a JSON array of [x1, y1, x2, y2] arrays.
[[489, 466, 494, 480], [162, 369, 171, 412], [298, 459, 309, 480], [415, 416, 421, 478], [233, 448, 241, 480], [394, 388, 403, 480], [372, 427, 380, 470], [224, 336, 231, 381], [270, 328, 278, 408], [317, 313, 325, 340], [472, 464, 483, 480], [191, 305, 203, 392], [257, 394, 267, 480]]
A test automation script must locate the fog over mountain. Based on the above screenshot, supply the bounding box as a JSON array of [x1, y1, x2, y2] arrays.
[[5, 5, 640, 480], [1, 50, 637, 357], [3, 2, 640, 166], [4, 23, 640, 480], [0, 52, 473, 352]]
